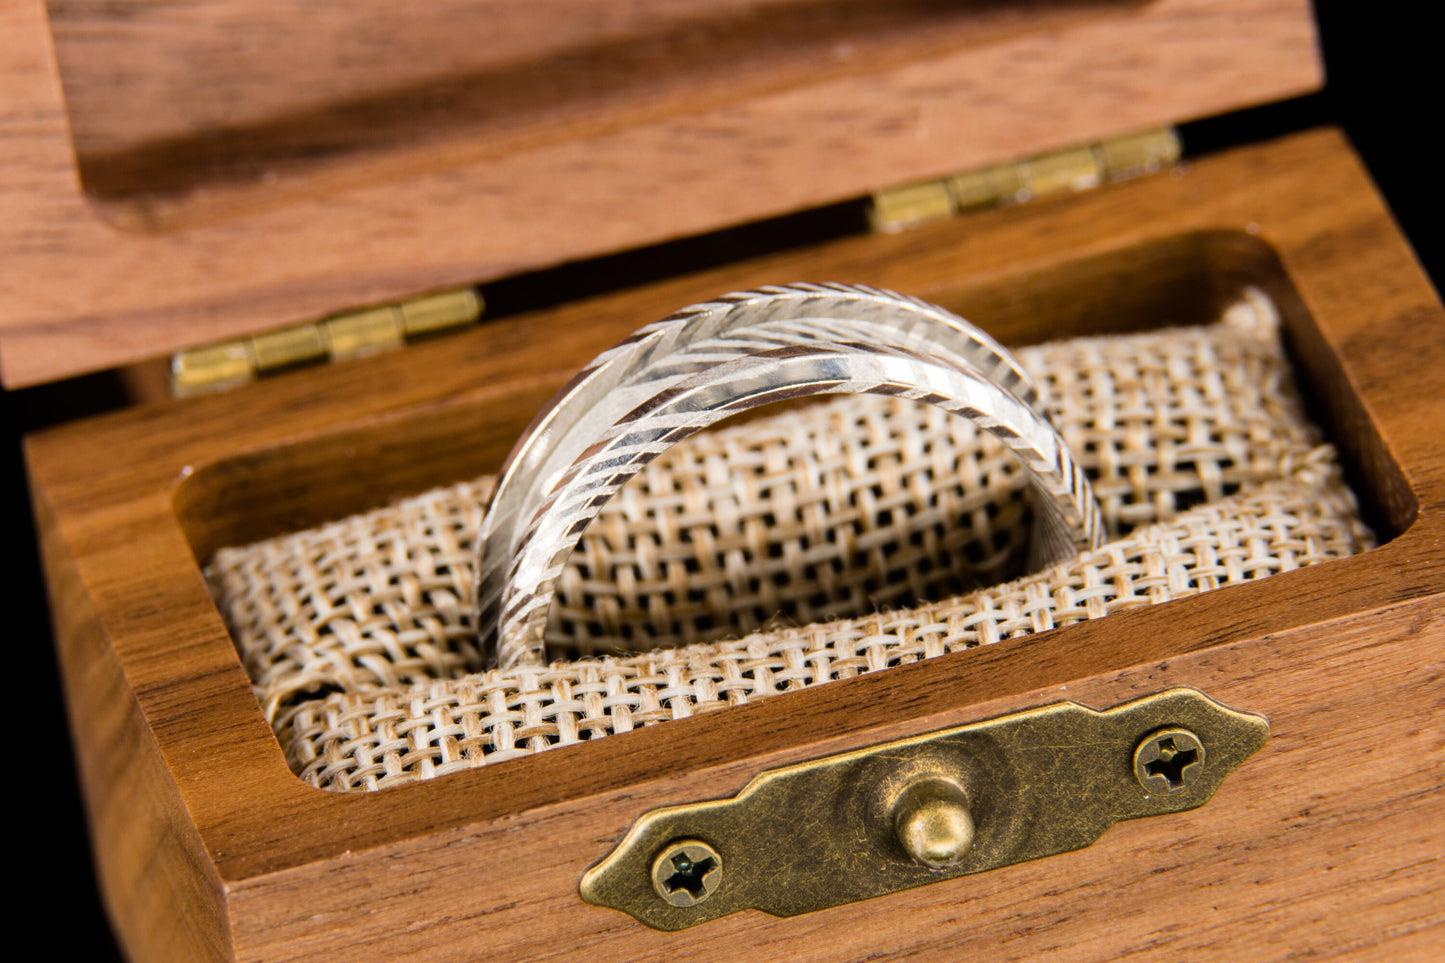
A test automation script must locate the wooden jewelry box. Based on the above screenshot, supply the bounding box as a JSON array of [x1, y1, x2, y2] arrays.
[[9, 0, 1444, 959]]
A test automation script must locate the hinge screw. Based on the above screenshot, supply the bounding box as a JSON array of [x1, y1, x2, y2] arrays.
[[651, 840, 722, 907], [1133, 728, 1206, 795]]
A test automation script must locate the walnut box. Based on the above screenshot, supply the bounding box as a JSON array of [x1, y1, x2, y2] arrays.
[[8, 0, 1444, 960]]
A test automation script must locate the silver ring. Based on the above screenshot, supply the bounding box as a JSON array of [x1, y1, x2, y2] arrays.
[[477, 283, 1102, 669]]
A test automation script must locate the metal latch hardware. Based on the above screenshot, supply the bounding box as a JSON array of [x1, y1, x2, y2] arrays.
[[170, 287, 483, 397], [580, 687, 1266, 930], [868, 127, 1181, 233]]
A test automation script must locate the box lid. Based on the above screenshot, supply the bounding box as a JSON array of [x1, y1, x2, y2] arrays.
[[0, 0, 1322, 388]]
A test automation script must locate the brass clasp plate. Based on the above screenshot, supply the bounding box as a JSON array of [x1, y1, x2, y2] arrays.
[[580, 688, 1268, 930]]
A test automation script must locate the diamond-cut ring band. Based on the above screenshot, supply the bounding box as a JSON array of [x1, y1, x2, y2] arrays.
[[477, 283, 1103, 669]]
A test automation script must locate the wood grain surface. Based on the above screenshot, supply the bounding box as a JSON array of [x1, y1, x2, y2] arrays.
[[26, 129, 1445, 961], [0, 0, 1321, 387]]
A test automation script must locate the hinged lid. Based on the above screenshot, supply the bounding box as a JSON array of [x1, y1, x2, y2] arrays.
[[0, 0, 1322, 388]]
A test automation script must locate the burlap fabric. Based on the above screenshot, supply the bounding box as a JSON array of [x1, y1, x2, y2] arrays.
[[207, 291, 1374, 792]]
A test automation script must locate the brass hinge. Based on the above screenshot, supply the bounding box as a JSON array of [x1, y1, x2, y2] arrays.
[[868, 127, 1181, 234], [170, 287, 484, 397]]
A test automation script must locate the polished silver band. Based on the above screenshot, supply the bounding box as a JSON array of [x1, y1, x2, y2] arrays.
[[476, 283, 1102, 669]]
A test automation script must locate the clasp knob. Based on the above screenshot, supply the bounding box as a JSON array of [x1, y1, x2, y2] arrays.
[[892, 778, 975, 871]]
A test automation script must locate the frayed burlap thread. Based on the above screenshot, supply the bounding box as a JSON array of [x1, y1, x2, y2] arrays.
[[206, 291, 1375, 791]]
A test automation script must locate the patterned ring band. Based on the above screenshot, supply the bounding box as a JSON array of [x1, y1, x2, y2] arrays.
[[477, 284, 1103, 669]]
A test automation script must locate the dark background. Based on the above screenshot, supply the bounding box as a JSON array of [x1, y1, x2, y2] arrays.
[[5, 3, 1439, 958]]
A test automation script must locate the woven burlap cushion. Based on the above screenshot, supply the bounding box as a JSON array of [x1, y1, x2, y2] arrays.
[[207, 290, 1375, 792]]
